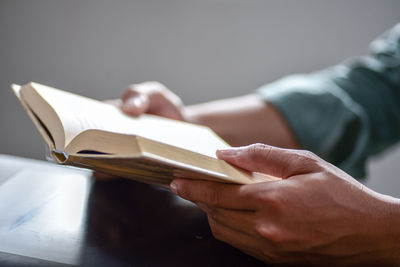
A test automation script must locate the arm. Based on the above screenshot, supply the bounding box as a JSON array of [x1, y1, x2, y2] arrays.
[[184, 94, 298, 148], [120, 24, 400, 178], [120, 82, 299, 148]]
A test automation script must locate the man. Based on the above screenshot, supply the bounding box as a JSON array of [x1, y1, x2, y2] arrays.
[[107, 24, 400, 264]]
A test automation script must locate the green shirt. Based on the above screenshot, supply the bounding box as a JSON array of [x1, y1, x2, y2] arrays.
[[257, 24, 400, 178]]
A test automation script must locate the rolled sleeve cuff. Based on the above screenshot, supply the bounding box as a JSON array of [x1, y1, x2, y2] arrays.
[[255, 71, 369, 178]]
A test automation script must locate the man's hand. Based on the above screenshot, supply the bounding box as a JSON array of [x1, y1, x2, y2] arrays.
[[120, 81, 185, 120], [170, 144, 400, 265]]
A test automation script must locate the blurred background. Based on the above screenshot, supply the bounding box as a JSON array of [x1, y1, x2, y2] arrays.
[[1, 0, 399, 196]]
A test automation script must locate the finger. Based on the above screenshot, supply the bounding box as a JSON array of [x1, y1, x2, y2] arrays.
[[121, 85, 150, 116], [170, 179, 255, 210], [208, 216, 255, 250], [216, 144, 323, 178], [121, 81, 164, 103], [121, 81, 184, 120], [207, 217, 273, 261], [197, 203, 258, 236], [135, 82, 183, 119]]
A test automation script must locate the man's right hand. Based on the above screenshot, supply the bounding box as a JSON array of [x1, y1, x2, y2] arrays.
[[120, 81, 185, 121]]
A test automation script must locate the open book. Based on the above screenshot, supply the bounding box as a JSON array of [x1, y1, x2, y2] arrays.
[[12, 82, 278, 186]]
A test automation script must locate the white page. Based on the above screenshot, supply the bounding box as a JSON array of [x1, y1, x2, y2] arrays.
[[31, 83, 229, 158]]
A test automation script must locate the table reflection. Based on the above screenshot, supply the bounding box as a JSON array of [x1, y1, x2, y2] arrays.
[[0, 163, 90, 265], [0, 155, 266, 266]]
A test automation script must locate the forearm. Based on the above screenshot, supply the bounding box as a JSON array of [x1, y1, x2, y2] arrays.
[[183, 94, 299, 148]]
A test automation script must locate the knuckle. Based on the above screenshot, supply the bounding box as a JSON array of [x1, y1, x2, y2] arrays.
[[297, 150, 327, 172], [206, 189, 220, 206], [299, 150, 319, 162], [248, 143, 268, 154], [255, 223, 272, 239], [255, 224, 285, 244], [247, 143, 272, 162]]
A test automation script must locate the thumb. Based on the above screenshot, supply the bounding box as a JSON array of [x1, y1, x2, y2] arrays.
[[217, 143, 323, 178], [121, 89, 150, 116]]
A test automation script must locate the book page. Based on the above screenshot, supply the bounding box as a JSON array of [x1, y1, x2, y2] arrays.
[[31, 83, 229, 158]]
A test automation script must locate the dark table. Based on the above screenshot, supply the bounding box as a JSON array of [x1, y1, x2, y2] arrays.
[[0, 155, 265, 266]]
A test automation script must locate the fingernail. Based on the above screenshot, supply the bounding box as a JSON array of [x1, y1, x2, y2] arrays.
[[217, 149, 238, 157], [170, 181, 178, 194]]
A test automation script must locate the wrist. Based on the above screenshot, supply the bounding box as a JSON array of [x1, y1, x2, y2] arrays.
[[182, 105, 203, 124], [372, 192, 400, 264]]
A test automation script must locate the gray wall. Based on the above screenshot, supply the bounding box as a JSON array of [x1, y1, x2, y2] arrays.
[[1, 0, 399, 196]]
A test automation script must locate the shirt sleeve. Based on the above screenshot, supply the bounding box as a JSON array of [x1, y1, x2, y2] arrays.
[[256, 24, 400, 178]]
